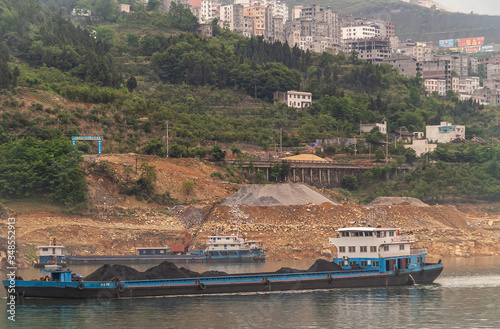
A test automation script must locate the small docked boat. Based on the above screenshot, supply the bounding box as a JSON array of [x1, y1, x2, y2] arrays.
[[9, 227, 442, 299], [33, 238, 67, 268]]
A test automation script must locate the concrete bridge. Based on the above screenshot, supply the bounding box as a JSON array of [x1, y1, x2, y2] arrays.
[[226, 159, 408, 188]]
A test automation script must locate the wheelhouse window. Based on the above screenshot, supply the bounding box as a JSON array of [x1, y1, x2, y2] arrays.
[[360, 246, 367, 252], [383, 246, 389, 251], [339, 246, 346, 252], [399, 245, 405, 250], [348, 246, 356, 253], [389, 231, 395, 237], [370, 246, 377, 252]]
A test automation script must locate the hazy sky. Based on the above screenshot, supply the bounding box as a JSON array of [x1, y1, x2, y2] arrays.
[[434, 0, 500, 16]]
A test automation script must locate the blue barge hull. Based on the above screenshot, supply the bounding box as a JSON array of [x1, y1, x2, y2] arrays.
[[4, 264, 443, 299]]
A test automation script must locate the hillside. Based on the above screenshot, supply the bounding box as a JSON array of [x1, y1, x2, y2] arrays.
[[2, 154, 500, 270]]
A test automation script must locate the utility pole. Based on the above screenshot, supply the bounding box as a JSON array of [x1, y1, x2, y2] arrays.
[[166, 120, 170, 158], [280, 128, 283, 157], [385, 125, 389, 164]]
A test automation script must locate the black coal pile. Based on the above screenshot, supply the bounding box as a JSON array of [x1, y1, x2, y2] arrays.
[[84, 261, 230, 281], [144, 262, 199, 279], [274, 267, 304, 274], [306, 259, 343, 272], [84, 264, 148, 281], [83, 259, 343, 282], [200, 270, 229, 277]]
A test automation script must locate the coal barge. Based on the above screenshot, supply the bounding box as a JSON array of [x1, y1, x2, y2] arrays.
[[34, 233, 266, 267], [7, 227, 443, 299]]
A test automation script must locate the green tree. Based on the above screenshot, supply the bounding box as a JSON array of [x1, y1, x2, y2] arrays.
[[126, 76, 137, 92], [341, 174, 359, 191], [375, 147, 385, 162], [211, 144, 226, 161]]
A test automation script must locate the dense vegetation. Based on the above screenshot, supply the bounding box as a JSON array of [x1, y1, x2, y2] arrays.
[[0, 0, 499, 207]]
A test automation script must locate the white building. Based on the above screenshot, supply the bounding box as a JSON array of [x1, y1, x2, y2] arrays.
[[426, 122, 465, 143], [119, 4, 131, 12], [219, 4, 234, 29], [287, 91, 312, 108], [341, 25, 380, 41], [201, 0, 213, 22], [274, 91, 313, 109], [360, 121, 387, 134], [404, 139, 437, 157], [451, 76, 480, 95], [424, 79, 447, 96]]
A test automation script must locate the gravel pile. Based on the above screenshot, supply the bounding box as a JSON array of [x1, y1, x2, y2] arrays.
[[222, 184, 339, 206], [369, 197, 429, 207]]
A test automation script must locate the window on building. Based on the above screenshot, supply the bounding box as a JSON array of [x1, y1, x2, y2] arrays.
[[399, 245, 405, 250], [372, 261, 379, 267], [348, 246, 356, 252], [360, 261, 367, 267], [383, 245, 389, 251], [360, 246, 367, 252], [339, 246, 345, 252], [370, 246, 377, 252]]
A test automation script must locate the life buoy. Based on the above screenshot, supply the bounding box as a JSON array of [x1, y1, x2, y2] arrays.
[[199, 283, 206, 290], [78, 282, 85, 290], [117, 284, 124, 293]]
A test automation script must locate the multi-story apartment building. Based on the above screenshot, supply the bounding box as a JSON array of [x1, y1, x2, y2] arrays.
[[436, 53, 469, 77], [424, 79, 447, 96], [298, 5, 339, 44], [471, 86, 500, 106], [291, 5, 303, 20], [219, 4, 234, 29], [395, 41, 433, 62], [451, 76, 480, 95], [341, 25, 380, 40], [265, 5, 285, 42], [344, 38, 391, 63], [261, 0, 288, 23], [382, 56, 419, 77], [419, 59, 452, 91], [244, 3, 265, 36], [485, 62, 500, 79]]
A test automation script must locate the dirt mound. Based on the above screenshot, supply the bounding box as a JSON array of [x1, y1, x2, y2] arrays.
[[84, 264, 148, 281], [306, 259, 343, 272], [222, 184, 339, 206], [369, 197, 429, 207]]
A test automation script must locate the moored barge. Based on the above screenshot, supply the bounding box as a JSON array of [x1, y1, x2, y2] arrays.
[[8, 227, 442, 299]]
